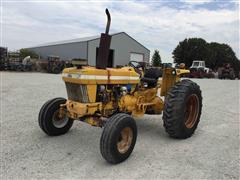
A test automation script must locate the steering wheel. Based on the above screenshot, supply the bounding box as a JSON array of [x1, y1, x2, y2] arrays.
[[129, 61, 142, 69], [129, 61, 143, 76]]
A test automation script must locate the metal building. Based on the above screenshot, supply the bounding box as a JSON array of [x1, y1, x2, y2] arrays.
[[27, 32, 150, 67]]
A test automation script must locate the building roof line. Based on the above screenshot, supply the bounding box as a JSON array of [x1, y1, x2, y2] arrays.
[[120, 32, 150, 52], [27, 32, 150, 51]]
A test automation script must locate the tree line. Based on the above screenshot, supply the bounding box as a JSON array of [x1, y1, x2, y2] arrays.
[[152, 38, 240, 74]]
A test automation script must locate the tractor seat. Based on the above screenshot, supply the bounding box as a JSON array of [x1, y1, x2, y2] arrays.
[[141, 68, 162, 88], [141, 77, 158, 87]]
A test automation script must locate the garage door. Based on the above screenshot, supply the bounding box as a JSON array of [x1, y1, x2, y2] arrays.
[[130, 53, 144, 62]]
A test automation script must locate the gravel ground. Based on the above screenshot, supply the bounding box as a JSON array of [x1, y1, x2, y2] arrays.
[[1, 72, 239, 179]]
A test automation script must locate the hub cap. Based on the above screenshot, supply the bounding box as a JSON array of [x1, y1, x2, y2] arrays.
[[52, 110, 68, 128], [117, 127, 133, 154], [185, 94, 199, 129]]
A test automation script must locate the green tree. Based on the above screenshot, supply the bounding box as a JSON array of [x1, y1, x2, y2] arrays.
[[172, 38, 240, 74], [206, 42, 239, 70], [19, 48, 39, 59], [172, 38, 208, 68], [151, 50, 162, 67]]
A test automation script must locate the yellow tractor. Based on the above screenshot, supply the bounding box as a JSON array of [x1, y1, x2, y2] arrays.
[[38, 9, 202, 164]]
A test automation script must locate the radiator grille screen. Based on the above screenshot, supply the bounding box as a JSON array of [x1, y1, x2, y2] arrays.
[[65, 82, 89, 103]]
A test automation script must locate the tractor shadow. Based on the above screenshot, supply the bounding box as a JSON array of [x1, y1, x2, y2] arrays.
[[135, 114, 172, 140], [36, 121, 102, 160], [35, 115, 184, 167]]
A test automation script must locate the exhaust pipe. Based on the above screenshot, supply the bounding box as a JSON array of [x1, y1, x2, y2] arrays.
[[105, 9, 111, 34], [96, 8, 112, 69]]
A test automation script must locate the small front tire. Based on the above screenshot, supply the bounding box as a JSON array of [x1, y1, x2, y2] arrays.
[[38, 97, 73, 136], [100, 113, 137, 164]]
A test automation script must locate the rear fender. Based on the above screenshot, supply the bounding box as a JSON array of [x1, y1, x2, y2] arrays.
[[160, 68, 190, 96]]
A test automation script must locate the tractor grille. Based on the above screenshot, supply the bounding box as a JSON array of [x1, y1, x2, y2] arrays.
[[65, 82, 89, 103]]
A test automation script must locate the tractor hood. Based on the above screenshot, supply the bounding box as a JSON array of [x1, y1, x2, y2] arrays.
[[62, 66, 140, 85]]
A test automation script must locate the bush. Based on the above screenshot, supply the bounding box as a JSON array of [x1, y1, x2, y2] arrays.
[[19, 49, 39, 59]]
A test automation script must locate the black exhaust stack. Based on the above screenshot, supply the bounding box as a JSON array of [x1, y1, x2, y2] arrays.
[[96, 9, 112, 69]]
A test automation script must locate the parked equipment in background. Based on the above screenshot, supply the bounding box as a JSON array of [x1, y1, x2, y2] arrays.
[[7, 52, 21, 71], [47, 56, 65, 74], [38, 9, 203, 164], [0, 47, 8, 70], [0, 48, 33, 71], [7, 52, 32, 71], [47, 55, 73, 74], [189, 60, 214, 78], [22, 56, 32, 71], [218, 63, 235, 80]]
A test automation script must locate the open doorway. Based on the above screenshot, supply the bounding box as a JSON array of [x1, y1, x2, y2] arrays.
[[96, 48, 114, 68]]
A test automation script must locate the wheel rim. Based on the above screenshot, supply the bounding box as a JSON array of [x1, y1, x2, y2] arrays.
[[185, 94, 199, 129], [117, 127, 133, 154], [52, 109, 69, 128]]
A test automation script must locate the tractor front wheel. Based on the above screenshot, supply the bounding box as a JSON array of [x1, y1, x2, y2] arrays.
[[38, 97, 73, 136], [100, 113, 137, 164], [163, 79, 202, 139]]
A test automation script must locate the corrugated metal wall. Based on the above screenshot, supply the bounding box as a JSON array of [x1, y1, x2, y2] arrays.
[[28, 41, 88, 60]]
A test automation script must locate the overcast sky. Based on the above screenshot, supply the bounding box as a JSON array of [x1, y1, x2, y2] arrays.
[[1, 0, 239, 62]]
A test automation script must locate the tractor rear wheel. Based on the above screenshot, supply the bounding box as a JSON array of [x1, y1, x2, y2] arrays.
[[38, 97, 73, 136], [100, 113, 137, 164], [163, 79, 202, 139]]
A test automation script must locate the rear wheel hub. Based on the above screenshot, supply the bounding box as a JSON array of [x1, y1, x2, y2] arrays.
[[185, 94, 199, 129]]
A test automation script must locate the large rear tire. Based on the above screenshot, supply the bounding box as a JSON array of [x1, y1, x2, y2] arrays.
[[38, 97, 73, 136], [163, 80, 202, 139], [100, 113, 137, 164]]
